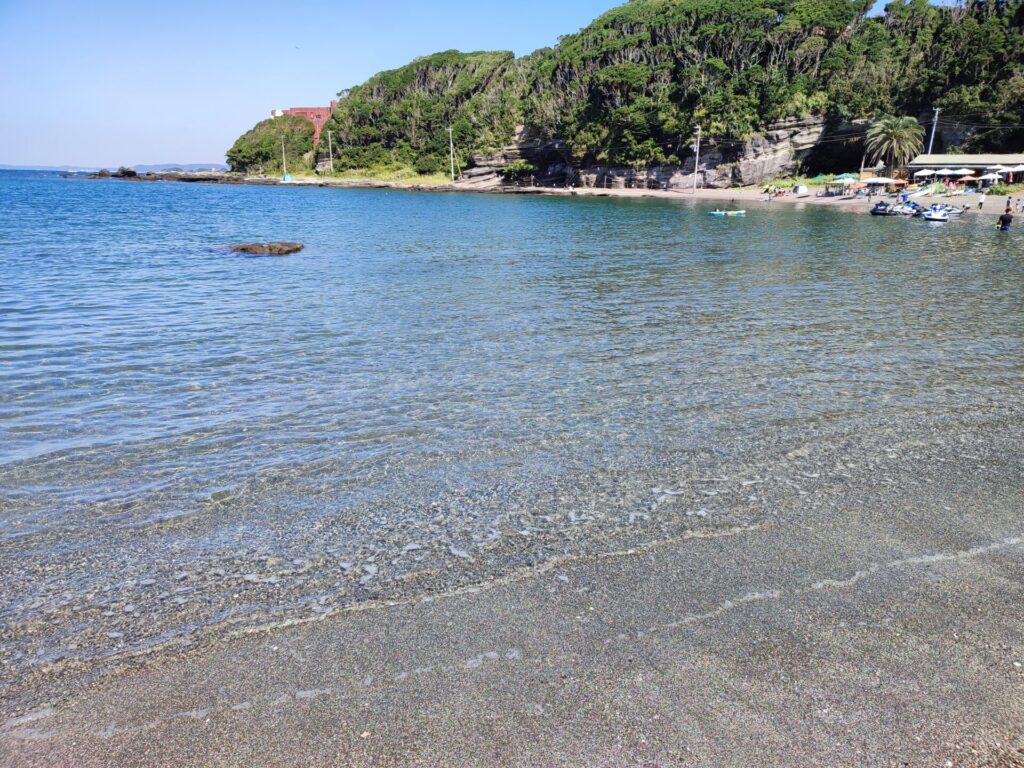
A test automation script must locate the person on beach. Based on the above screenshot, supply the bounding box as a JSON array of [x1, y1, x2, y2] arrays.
[[999, 208, 1014, 232], [978, 192, 986, 210]]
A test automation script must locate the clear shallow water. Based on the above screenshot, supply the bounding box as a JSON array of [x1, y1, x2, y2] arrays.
[[1, 171, 1023, 676]]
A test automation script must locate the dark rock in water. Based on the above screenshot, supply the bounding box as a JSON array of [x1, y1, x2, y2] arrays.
[[229, 242, 304, 256], [95, 168, 111, 178], [113, 166, 137, 178]]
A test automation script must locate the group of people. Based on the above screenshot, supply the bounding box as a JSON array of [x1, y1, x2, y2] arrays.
[[982, 195, 1023, 211], [974, 193, 1015, 231]]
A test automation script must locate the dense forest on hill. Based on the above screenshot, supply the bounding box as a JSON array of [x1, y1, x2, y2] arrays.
[[226, 0, 1024, 175], [325, 50, 522, 174]]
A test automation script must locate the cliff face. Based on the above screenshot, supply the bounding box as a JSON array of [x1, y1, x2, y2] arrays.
[[465, 118, 869, 189]]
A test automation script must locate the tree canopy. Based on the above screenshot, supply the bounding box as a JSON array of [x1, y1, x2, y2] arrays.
[[319, 50, 522, 175], [227, 0, 1024, 174], [226, 115, 315, 174], [865, 115, 925, 172]]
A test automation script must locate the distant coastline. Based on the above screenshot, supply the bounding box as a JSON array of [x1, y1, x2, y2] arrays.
[[1, 163, 227, 173]]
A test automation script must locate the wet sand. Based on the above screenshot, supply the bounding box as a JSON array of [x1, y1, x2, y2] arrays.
[[4, 408, 1023, 767]]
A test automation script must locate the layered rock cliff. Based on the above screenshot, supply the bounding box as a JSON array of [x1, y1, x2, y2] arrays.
[[461, 117, 869, 190]]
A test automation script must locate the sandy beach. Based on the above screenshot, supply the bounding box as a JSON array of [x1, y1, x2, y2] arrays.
[[143, 171, 1023, 218], [3, 406, 1024, 767], [505, 183, 1020, 217]]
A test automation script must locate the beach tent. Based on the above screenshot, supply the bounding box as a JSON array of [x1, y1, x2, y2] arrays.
[[834, 173, 859, 181], [809, 174, 830, 183]]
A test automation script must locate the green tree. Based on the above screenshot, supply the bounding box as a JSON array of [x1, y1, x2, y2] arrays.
[[226, 115, 314, 174], [864, 115, 925, 174]]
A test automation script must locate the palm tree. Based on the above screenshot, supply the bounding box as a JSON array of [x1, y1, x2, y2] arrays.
[[864, 116, 925, 176]]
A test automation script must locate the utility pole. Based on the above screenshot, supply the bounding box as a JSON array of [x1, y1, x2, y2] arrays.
[[327, 130, 334, 174], [927, 107, 941, 154], [448, 125, 456, 184], [692, 124, 702, 195], [281, 136, 287, 178]]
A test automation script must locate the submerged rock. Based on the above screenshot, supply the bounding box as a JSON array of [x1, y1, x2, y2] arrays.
[[229, 242, 304, 256]]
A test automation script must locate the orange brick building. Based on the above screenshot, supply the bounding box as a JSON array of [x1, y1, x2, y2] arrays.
[[271, 101, 337, 145]]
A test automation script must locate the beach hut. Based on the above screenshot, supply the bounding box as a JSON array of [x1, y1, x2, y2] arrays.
[[824, 178, 854, 196]]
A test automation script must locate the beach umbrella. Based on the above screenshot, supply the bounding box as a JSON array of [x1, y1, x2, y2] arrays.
[[934, 168, 955, 176], [1010, 165, 1024, 173], [913, 169, 935, 177], [977, 173, 1001, 181], [863, 177, 897, 184], [959, 176, 979, 182], [950, 168, 973, 176]]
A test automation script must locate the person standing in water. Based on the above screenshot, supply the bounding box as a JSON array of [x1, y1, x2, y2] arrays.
[[998, 208, 1013, 232]]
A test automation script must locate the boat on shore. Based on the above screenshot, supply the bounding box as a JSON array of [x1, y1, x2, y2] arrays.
[[871, 201, 918, 217], [708, 210, 746, 217]]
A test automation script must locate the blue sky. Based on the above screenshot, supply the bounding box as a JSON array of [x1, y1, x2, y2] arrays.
[[0, 0, 929, 167]]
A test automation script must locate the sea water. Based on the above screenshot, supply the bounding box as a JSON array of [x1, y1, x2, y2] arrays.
[[1, 171, 1022, 681]]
